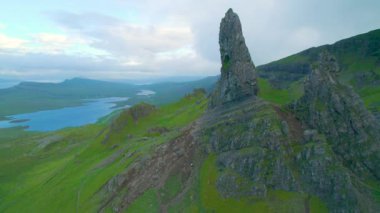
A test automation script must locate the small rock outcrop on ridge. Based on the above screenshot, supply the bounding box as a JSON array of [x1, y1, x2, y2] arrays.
[[210, 8, 258, 107]]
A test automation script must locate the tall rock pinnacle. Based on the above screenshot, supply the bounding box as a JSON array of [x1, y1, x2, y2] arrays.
[[210, 8, 258, 107]]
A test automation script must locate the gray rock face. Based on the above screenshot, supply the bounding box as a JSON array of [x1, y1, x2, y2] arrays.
[[210, 9, 258, 107], [199, 96, 377, 212], [291, 52, 380, 179], [199, 48, 380, 211]]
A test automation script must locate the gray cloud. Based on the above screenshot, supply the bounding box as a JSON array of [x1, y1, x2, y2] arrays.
[[47, 11, 194, 58], [0, 53, 120, 72], [0, 53, 125, 81], [155, 0, 380, 64], [1, 0, 380, 81]]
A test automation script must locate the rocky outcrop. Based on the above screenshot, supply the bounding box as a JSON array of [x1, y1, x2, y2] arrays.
[[210, 9, 258, 107], [99, 10, 380, 213], [291, 52, 380, 179], [257, 29, 380, 119], [201, 12, 380, 211], [200, 98, 300, 196], [111, 103, 156, 131], [99, 124, 199, 212]]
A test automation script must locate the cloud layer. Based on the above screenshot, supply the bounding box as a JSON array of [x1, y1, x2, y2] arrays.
[[0, 0, 379, 81]]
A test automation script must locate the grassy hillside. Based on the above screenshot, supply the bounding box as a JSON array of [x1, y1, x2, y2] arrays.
[[0, 88, 330, 212], [257, 29, 380, 117], [0, 90, 208, 212]]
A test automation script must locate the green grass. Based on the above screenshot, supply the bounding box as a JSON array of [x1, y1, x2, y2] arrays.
[[0, 87, 334, 212], [199, 155, 270, 212], [127, 189, 160, 213], [315, 99, 327, 111], [310, 196, 329, 213], [257, 29, 380, 115], [275, 54, 309, 65], [258, 78, 304, 105], [359, 86, 380, 111], [167, 188, 200, 213], [365, 180, 380, 203], [198, 155, 328, 213], [0, 90, 208, 212], [159, 175, 183, 203]]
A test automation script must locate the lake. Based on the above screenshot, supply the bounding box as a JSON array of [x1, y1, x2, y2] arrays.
[[0, 97, 129, 132], [137, 90, 156, 96]]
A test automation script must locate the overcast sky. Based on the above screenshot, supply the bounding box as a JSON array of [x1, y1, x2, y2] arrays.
[[0, 0, 379, 81]]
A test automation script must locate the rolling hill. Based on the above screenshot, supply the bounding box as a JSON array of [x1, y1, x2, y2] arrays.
[[0, 77, 217, 118]]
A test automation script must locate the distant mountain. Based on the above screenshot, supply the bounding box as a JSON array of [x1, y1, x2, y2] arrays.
[[0, 79, 19, 89], [0, 79, 16, 82], [15, 77, 138, 97], [110, 75, 211, 84], [257, 29, 380, 119], [142, 76, 218, 105], [0, 77, 217, 118]]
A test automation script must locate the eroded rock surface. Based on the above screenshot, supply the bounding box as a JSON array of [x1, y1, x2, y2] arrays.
[[202, 12, 380, 211], [291, 52, 380, 179]]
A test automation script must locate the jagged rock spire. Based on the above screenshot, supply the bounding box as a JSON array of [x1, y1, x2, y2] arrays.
[[210, 8, 258, 107], [292, 51, 380, 179], [317, 51, 340, 74]]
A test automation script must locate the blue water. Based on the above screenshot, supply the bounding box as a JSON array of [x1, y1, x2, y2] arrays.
[[137, 90, 156, 96], [0, 81, 19, 89], [0, 97, 128, 132]]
